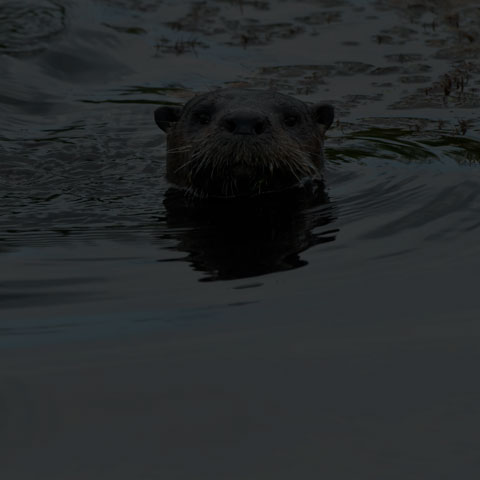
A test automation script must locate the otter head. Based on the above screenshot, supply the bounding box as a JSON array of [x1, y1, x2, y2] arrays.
[[154, 88, 334, 198]]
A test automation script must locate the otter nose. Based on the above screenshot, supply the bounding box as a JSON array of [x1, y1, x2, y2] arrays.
[[221, 111, 268, 135]]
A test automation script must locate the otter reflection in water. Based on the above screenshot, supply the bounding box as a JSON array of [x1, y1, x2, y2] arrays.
[[154, 88, 337, 280], [154, 88, 334, 198], [161, 186, 337, 281]]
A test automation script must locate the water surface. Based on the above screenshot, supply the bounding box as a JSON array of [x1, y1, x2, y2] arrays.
[[1, 1, 480, 478]]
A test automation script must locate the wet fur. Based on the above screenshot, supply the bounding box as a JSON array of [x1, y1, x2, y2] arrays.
[[167, 129, 323, 198], [156, 89, 333, 198]]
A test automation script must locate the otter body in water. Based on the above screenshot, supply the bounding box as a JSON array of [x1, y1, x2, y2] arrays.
[[154, 88, 334, 198]]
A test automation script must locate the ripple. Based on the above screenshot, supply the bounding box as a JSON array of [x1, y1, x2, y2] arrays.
[[364, 180, 480, 239], [0, 1, 65, 56], [326, 127, 480, 246]]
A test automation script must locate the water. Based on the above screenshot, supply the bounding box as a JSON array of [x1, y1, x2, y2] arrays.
[[1, 1, 480, 478]]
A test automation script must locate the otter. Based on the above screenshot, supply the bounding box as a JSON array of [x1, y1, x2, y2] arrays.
[[154, 88, 334, 198]]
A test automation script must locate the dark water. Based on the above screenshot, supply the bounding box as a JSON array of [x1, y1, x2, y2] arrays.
[[1, 1, 480, 478]]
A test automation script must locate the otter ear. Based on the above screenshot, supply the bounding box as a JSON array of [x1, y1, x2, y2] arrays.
[[154, 106, 182, 132], [311, 103, 334, 130]]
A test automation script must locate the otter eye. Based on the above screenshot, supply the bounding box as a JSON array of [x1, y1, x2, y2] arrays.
[[284, 115, 298, 127], [196, 112, 211, 125]]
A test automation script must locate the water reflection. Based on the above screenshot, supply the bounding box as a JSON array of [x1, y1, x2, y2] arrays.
[[161, 184, 338, 281]]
